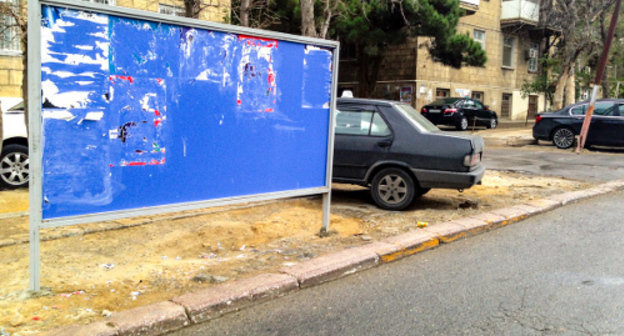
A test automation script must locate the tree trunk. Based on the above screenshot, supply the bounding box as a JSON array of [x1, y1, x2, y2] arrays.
[[357, 50, 371, 97], [21, 32, 27, 135], [356, 49, 384, 98], [240, 0, 251, 27], [564, 63, 575, 106], [553, 64, 569, 110], [183, 0, 201, 18], [300, 0, 317, 37], [318, 0, 332, 39], [601, 68, 610, 98]]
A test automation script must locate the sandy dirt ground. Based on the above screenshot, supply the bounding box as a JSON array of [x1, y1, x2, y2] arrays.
[[0, 171, 591, 335]]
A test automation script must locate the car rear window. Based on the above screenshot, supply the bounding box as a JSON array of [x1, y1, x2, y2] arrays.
[[394, 103, 440, 133]]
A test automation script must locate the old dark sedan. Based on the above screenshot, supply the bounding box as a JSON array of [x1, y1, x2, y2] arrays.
[[333, 97, 485, 210], [532, 99, 624, 149], [420, 97, 498, 130]]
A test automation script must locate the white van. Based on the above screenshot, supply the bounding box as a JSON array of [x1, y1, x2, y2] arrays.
[[1, 98, 28, 188]]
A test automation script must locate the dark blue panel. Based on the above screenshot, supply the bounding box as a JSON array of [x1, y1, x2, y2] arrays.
[[40, 6, 333, 219]]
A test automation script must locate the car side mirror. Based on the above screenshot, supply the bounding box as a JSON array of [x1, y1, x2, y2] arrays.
[[484, 105, 489, 110]]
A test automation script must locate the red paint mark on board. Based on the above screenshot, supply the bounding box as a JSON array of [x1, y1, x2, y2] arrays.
[[237, 99, 241, 105], [238, 35, 278, 48], [154, 109, 161, 116], [148, 158, 166, 165], [128, 161, 146, 166], [157, 78, 163, 85], [109, 164, 114, 167], [110, 75, 134, 84], [154, 119, 161, 127], [267, 70, 275, 92], [264, 108, 274, 113]]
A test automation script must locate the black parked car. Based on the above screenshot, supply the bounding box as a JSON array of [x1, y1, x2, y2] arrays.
[[333, 97, 485, 210], [532, 99, 624, 149], [420, 97, 498, 130]]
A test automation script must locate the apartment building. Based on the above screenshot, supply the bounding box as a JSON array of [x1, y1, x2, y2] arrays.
[[339, 0, 554, 121], [0, 0, 230, 100]]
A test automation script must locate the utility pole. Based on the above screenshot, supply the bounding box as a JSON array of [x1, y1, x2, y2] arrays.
[[576, 0, 622, 153]]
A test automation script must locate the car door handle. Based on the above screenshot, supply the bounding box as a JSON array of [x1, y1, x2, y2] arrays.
[[377, 139, 392, 147]]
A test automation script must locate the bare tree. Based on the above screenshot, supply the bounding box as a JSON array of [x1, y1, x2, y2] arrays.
[[541, 0, 615, 109], [239, 0, 251, 26], [301, 0, 346, 39], [230, 0, 281, 29], [183, 0, 224, 18], [300, 0, 316, 37]]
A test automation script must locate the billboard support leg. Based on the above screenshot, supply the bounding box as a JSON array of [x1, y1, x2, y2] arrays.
[[29, 225, 41, 291], [320, 192, 331, 236]]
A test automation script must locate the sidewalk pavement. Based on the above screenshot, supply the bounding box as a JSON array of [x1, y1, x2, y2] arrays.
[[470, 122, 536, 147], [45, 178, 624, 336]]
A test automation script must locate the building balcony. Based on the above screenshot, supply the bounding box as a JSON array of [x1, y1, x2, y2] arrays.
[[500, 0, 539, 28], [460, 0, 479, 15]]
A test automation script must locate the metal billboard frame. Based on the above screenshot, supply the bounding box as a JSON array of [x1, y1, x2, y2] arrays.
[[27, 0, 339, 291]]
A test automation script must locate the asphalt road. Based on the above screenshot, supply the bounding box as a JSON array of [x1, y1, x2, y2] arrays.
[[483, 146, 624, 182], [170, 190, 624, 336]]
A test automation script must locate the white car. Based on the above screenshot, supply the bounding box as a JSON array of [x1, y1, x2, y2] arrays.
[[1, 98, 28, 189]]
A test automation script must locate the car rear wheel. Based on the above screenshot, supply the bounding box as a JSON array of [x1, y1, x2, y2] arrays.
[[456, 117, 468, 131], [487, 118, 497, 129], [0, 144, 29, 189], [552, 127, 575, 149], [370, 168, 415, 210]]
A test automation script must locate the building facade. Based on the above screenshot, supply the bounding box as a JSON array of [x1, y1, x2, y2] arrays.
[[339, 0, 551, 121], [0, 0, 230, 100]]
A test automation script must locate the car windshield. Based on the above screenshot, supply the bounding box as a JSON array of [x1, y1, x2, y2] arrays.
[[394, 103, 440, 133], [429, 98, 461, 106]]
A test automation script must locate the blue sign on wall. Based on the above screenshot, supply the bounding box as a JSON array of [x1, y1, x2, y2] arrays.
[[40, 6, 334, 220]]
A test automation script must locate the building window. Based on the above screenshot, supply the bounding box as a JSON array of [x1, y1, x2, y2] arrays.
[[471, 91, 484, 102], [502, 37, 514, 68], [436, 88, 450, 98], [528, 42, 539, 73], [0, 0, 20, 54], [473, 29, 486, 50], [159, 3, 185, 16]]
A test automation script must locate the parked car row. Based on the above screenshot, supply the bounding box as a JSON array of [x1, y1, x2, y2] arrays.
[[1, 96, 486, 211]]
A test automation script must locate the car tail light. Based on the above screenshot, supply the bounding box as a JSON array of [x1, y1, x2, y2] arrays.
[[463, 152, 481, 167], [535, 115, 543, 123], [421, 107, 427, 114], [444, 108, 457, 114]]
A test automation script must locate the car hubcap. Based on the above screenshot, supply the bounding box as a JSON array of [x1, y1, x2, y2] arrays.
[[491, 119, 496, 128], [554, 129, 574, 148], [378, 174, 407, 205], [1, 152, 29, 186], [461, 118, 468, 130]]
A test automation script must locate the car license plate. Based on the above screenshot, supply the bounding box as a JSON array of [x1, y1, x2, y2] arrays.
[[429, 109, 440, 113]]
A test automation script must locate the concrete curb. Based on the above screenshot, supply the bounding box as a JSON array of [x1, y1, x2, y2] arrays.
[[43, 179, 624, 336]]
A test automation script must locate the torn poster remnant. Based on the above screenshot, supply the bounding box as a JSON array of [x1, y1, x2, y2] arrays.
[[236, 35, 278, 113]]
